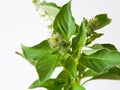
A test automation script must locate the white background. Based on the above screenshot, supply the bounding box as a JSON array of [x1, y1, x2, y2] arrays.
[[0, 0, 120, 90]]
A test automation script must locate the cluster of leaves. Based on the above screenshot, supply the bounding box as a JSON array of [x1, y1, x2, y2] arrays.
[[17, 0, 120, 90]]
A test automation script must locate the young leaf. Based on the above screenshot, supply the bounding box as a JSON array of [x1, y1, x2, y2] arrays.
[[64, 56, 77, 77], [70, 83, 85, 90], [53, 1, 76, 40], [80, 49, 120, 73], [72, 20, 87, 55], [87, 14, 111, 31], [85, 32, 103, 45], [21, 40, 56, 65], [35, 53, 61, 83], [40, 2, 60, 17]]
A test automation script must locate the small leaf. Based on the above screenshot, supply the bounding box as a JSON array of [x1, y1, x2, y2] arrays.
[[40, 2, 60, 17], [72, 20, 87, 55], [36, 53, 61, 83], [64, 56, 77, 77], [85, 32, 103, 45], [87, 14, 111, 30], [80, 49, 120, 73], [70, 83, 85, 90], [53, 1, 76, 40]]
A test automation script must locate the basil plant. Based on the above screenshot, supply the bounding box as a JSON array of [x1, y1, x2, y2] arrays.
[[16, 0, 120, 90]]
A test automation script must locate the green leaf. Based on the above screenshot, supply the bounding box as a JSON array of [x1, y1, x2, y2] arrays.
[[83, 43, 118, 55], [57, 70, 74, 90], [93, 67, 120, 80], [91, 43, 118, 51], [57, 70, 78, 90], [82, 67, 120, 85], [83, 69, 99, 77], [83, 49, 100, 56], [40, 1, 60, 17], [64, 86, 70, 90], [29, 78, 66, 90], [64, 56, 77, 77], [72, 20, 87, 55], [70, 83, 85, 90], [29, 79, 40, 89], [53, 1, 76, 40], [57, 70, 72, 83], [87, 14, 111, 30], [36, 53, 61, 82], [41, 79, 66, 90], [21, 40, 56, 65], [85, 32, 103, 45], [80, 49, 120, 73]]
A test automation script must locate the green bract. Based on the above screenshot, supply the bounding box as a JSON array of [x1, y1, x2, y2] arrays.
[[16, 0, 120, 90]]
